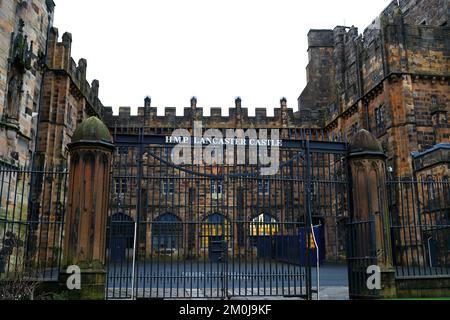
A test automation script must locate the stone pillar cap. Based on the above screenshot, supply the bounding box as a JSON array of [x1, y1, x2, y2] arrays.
[[70, 117, 113, 147], [349, 129, 385, 157]]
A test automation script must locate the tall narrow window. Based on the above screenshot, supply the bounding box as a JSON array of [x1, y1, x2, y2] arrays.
[[67, 104, 73, 127], [375, 105, 386, 134], [443, 176, 449, 197], [431, 95, 438, 106], [258, 180, 270, 195], [162, 180, 175, 196], [426, 176, 436, 202], [115, 178, 127, 195], [210, 180, 223, 195]]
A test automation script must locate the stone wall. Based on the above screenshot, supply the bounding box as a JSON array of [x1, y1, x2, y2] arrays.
[[386, 0, 449, 26], [298, 0, 449, 177], [35, 27, 103, 169], [0, 0, 55, 277], [298, 30, 335, 125], [0, 0, 55, 167]]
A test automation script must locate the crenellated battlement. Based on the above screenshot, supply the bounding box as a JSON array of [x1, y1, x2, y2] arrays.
[[103, 97, 304, 129], [46, 27, 103, 118], [300, 2, 449, 128]]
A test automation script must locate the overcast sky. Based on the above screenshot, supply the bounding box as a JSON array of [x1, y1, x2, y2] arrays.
[[53, 0, 390, 115]]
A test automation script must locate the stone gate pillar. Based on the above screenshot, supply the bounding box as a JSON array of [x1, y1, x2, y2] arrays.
[[348, 129, 396, 299], [60, 117, 114, 300]]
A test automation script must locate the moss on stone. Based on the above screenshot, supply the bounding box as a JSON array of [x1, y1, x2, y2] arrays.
[[349, 129, 384, 154], [72, 117, 113, 144]]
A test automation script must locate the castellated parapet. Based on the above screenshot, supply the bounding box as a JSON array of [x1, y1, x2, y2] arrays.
[[103, 97, 307, 130], [45, 27, 103, 118], [298, 0, 449, 177], [35, 27, 105, 169], [299, 0, 449, 130]]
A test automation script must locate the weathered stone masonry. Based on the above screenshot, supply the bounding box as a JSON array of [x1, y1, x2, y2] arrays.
[[0, 0, 448, 281], [0, 0, 55, 167], [298, 0, 449, 178], [35, 26, 103, 170]]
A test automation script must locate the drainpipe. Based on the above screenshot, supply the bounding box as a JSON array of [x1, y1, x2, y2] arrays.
[[31, 10, 53, 170], [25, 6, 54, 268]]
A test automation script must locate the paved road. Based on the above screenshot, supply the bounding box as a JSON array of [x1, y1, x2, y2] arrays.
[[107, 262, 349, 299]]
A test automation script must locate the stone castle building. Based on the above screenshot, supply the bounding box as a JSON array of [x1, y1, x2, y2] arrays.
[[0, 0, 55, 167], [98, 0, 448, 261], [0, 0, 447, 177], [0, 0, 448, 268], [299, 0, 449, 178], [0, 0, 102, 170], [0, 0, 104, 274]]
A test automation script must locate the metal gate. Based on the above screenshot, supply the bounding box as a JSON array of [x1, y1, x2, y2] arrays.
[[106, 128, 349, 300]]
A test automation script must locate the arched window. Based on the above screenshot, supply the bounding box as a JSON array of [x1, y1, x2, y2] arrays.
[[200, 214, 231, 249], [152, 213, 183, 253], [107, 213, 135, 262], [250, 213, 279, 237]]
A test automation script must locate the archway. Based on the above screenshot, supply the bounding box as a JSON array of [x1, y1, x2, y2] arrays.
[[107, 213, 135, 262], [249, 213, 279, 239], [249, 213, 279, 259], [152, 213, 183, 254], [201, 213, 231, 262]]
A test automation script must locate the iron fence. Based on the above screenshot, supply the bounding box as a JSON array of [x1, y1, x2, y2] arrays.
[[388, 178, 450, 277], [346, 219, 378, 299], [0, 166, 68, 281], [346, 177, 450, 299], [106, 129, 350, 300]]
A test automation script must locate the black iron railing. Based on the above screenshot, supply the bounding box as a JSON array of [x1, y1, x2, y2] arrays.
[[0, 167, 68, 281], [106, 129, 350, 300], [388, 179, 450, 277]]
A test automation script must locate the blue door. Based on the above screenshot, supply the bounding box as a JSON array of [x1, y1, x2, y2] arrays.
[[108, 213, 134, 263], [298, 226, 325, 266], [111, 236, 128, 262], [209, 236, 227, 262]]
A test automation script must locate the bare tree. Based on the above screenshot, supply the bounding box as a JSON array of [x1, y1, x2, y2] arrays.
[[0, 272, 41, 300]]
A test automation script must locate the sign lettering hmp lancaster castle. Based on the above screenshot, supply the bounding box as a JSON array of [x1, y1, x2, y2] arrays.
[[165, 122, 282, 171]]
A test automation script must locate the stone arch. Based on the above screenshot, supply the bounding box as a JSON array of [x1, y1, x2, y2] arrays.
[[249, 212, 279, 237], [200, 213, 231, 261], [200, 211, 230, 222], [151, 213, 183, 253], [107, 212, 135, 262]]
